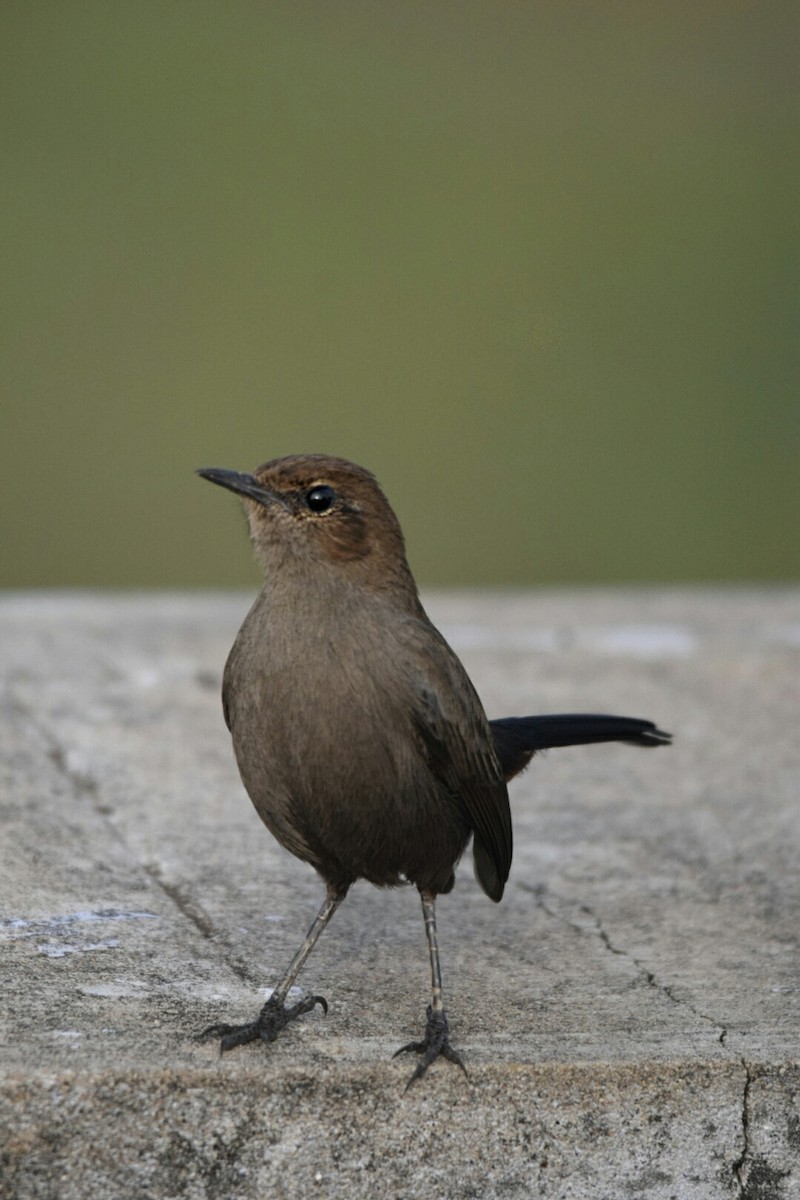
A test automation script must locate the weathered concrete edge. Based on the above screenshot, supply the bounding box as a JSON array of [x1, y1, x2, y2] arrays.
[[2, 1059, 799, 1198]]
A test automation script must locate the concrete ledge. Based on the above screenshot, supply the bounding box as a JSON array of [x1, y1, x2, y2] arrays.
[[2, 589, 799, 1198]]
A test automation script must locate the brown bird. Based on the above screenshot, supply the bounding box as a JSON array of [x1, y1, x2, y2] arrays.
[[197, 454, 670, 1084]]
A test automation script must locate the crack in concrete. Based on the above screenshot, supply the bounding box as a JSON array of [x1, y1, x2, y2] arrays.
[[15, 695, 261, 987], [139, 863, 216, 941], [140, 863, 259, 985], [524, 883, 728, 1043], [728, 1064, 791, 1200], [527, 883, 781, 1194], [731, 1061, 751, 1197]]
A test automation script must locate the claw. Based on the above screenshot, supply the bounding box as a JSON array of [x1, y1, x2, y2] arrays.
[[393, 1039, 425, 1058], [394, 1006, 467, 1088], [198, 992, 328, 1054]]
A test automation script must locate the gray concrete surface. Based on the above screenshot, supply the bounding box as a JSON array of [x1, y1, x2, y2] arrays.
[[1, 588, 798, 1199]]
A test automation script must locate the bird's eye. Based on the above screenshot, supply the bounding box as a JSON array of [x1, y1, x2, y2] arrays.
[[306, 485, 336, 513]]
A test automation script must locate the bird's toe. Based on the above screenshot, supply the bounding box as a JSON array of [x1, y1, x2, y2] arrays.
[[394, 1006, 467, 1088]]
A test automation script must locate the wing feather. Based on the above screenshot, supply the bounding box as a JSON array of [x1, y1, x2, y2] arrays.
[[404, 622, 512, 902]]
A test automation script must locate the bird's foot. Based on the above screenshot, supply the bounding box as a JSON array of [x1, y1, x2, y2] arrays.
[[393, 1005, 467, 1088], [199, 992, 328, 1054]]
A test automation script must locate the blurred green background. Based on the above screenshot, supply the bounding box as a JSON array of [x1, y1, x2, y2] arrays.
[[3, 1, 798, 587]]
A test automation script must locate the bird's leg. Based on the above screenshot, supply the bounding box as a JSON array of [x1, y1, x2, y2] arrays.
[[394, 888, 467, 1087], [200, 884, 344, 1053]]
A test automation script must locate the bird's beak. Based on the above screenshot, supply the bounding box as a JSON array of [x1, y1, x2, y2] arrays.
[[196, 468, 287, 510]]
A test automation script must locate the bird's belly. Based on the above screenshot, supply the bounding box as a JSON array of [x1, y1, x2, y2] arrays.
[[230, 694, 470, 893]]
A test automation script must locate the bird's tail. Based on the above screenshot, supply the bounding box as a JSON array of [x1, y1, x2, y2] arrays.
[[490, 714, 672, 782]]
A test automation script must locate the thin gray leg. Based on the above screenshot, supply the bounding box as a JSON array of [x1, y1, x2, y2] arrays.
[[421, 888, 444, 1013], [200, 884, 344, 1053], [393, 888, 467, 1087], [271, 886, 343, 1004]]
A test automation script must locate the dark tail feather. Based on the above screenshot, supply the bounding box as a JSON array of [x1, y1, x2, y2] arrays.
[[490, 714, 672, 782]]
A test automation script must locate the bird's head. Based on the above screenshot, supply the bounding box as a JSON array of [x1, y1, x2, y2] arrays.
[[197, 454, 418, 598]]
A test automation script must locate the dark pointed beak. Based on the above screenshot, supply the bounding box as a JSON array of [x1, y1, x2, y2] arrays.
[[196, 467, 286, 509]]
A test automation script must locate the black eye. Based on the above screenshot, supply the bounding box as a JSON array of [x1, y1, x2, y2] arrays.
[[306, 485, 336, 513]]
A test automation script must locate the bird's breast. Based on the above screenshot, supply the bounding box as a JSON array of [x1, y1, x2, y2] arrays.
[[222, 605, 470, 890]]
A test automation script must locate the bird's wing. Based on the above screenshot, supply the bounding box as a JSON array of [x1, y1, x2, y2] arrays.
[[402, 621, 512, 902]]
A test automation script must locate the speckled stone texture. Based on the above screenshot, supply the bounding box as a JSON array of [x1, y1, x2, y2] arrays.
[[1, 589, 798, 1199]]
